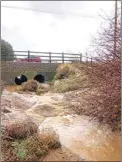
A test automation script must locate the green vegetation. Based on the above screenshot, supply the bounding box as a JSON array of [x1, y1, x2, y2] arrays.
[[1, 39, 15, 61]]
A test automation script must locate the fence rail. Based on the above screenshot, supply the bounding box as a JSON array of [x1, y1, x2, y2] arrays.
[[1, 50, 99, 65]]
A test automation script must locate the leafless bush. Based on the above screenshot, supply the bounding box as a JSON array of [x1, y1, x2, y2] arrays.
[[85, 12, 121, 131], [2, 128, 61, 161], [69, 11, 121, 131], [3, 121, 38, 140]]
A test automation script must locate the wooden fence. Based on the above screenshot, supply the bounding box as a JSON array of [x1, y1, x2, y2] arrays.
[[1, 50, 99, 65]]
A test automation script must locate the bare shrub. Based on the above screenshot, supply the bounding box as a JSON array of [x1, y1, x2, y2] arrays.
[[85, 59, 121, 131], [1, 139, 19, 161], [2, 128, 61, 161], [64, 11, 121, 131], [80, 13, 121, 131], [4, 121, 38, 139]]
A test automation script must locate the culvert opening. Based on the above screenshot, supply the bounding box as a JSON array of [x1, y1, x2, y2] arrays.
[[15, 75, 27, 85], [34, 74, 45, 83]]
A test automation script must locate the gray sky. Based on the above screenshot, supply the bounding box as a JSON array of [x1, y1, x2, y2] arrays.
[[1, 1, 115, 54]]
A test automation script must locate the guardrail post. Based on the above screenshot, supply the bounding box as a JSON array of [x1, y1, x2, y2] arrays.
[[62, 52, 64, 64], [49, 52, 51, 63], [28, 50, 30, 62]]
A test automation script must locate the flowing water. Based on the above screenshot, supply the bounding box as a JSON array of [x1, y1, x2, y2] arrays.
[[39, 115, 121, 161], [2, 89, 120, 161]]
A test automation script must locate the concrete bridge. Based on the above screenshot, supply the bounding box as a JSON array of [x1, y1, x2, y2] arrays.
[[1, 62, 59, 84]]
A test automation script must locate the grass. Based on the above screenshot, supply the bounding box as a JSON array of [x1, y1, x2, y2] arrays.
[[54, 63, 79, 80], [36, 83, 50, 95], [52, 74, 88, 93], [51, 63, 89, 93], [22, 79, 38, 92], [6, 79, 51, 94], [2, 127, 61, 161], [6, 85, 23, 92]]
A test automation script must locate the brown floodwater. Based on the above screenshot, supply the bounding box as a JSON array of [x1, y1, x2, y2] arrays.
[[39, 115, 121, 161]]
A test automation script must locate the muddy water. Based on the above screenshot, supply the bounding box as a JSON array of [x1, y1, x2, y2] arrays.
[[2, 89, 120, 161], [39, 115, 121, 161]]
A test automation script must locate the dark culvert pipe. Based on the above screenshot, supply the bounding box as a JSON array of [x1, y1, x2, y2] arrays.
[[15, 75, 27, 85], [34, 74, 45, 83]]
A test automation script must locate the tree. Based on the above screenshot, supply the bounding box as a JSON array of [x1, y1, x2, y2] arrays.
[[89, 4, 121, 61], [1, 39, 15, 61]]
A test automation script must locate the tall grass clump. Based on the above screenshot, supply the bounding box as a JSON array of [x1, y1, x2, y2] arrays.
[[52, 63, 89, 93], [54, 63, 79, 80]]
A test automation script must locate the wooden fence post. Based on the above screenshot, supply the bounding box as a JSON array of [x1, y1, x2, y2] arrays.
[[86, 53, 88, 63], [49, 52, 51, 63], [28, 50, 30, 62], [80, 53, 82, 62], [62, 52, 64, 64], [91, 57, 92, 67], [5, 54, 7, 62]]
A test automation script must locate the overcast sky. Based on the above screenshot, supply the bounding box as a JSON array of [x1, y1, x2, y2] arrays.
[[1, 1, 115, 55]]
